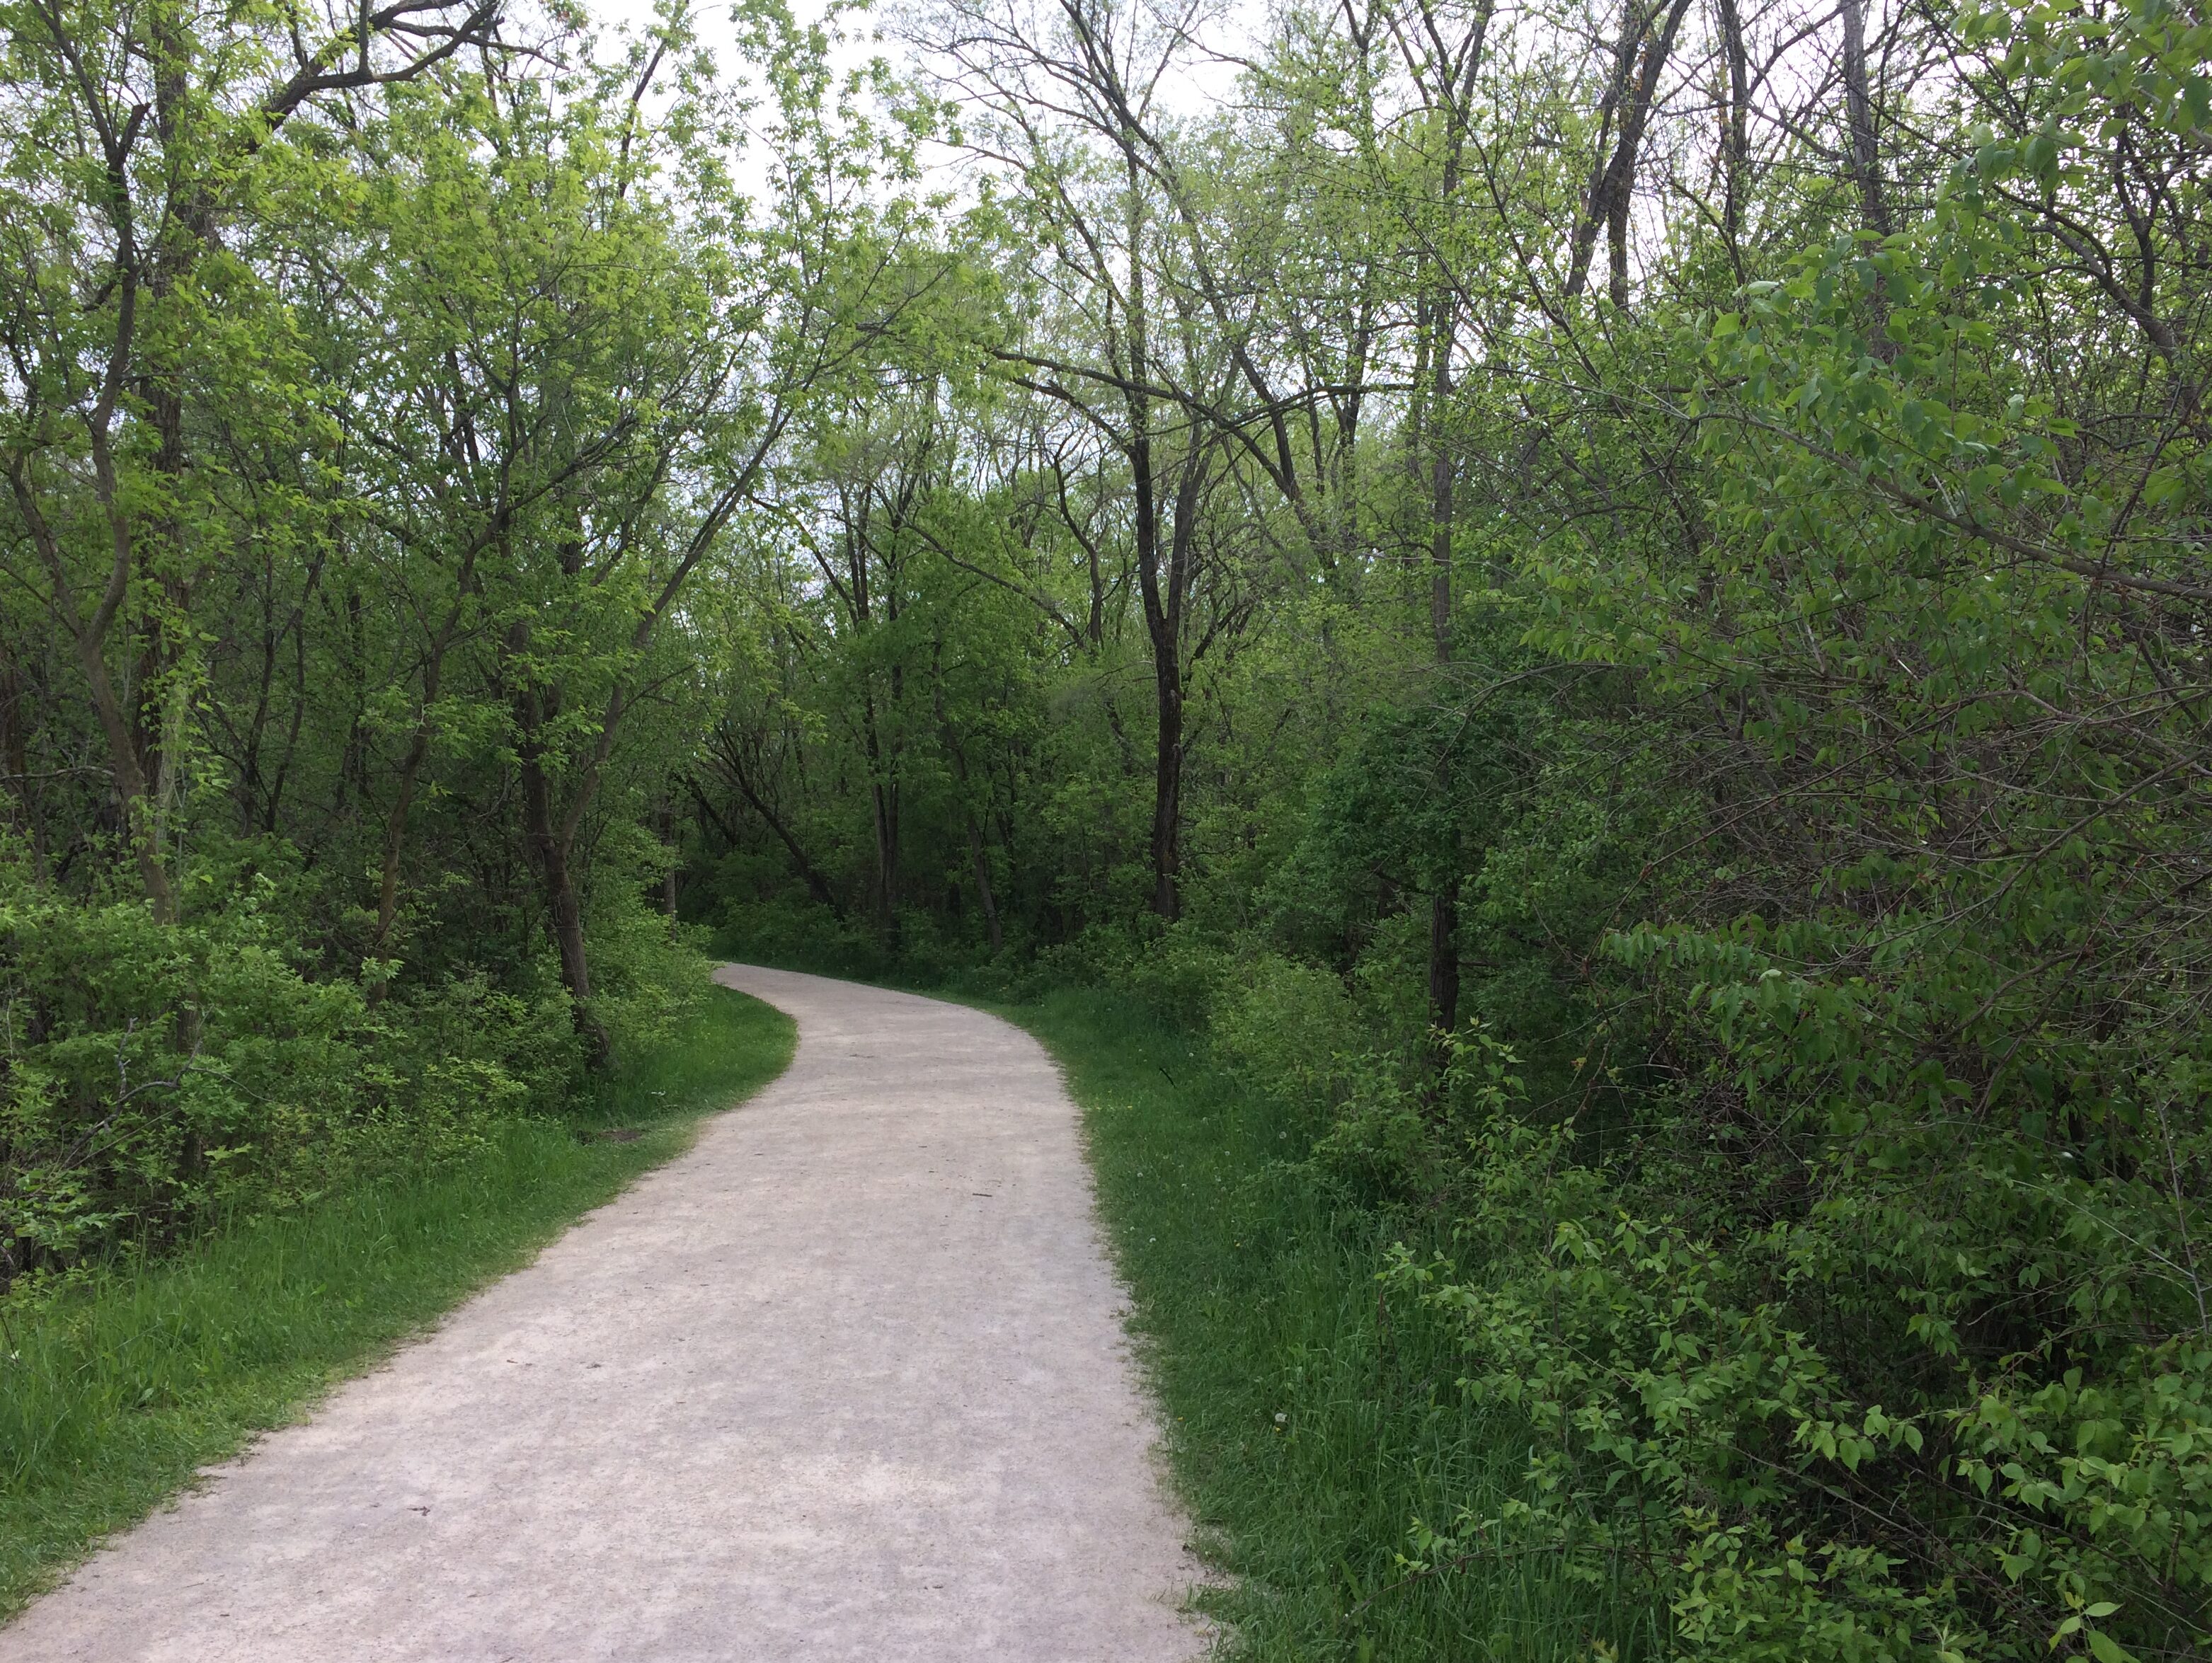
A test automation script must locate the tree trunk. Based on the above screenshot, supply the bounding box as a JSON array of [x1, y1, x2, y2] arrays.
[[1719, 0, 1750, 274], [1427, 330, 1461, 1036], [1840, 0, 1891, 238], [656, 795, 680, 935], [136, 20, 200, 880], [374, 735, 427, 952], [1149, 652, 1184, 921], [1430, 887, 1462, 1046], [699, 759, 844, 918], [374, 551, 477, 951], [74, 619, 176, 923], [1138, 464, 1203, 927], [4, 246, 175, 921], [1608, 170, 1633, 307], [509, 626, 609, 1069], [1429, 409, 1455, 658], [1124, 178, 1186, 925], [520, 730, 610, 1069], [968, 816, 1003, 953], [936, 672, 1004, 954], [1567, 1, 1642, 299], [0, 644, 44, 876], [1567, 0, 1695, 304], [864, 695, 900, 938], [1426, 18, 1471, 1042]]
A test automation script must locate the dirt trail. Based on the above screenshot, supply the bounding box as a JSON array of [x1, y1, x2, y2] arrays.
[[1, 966, 1203, 1662]]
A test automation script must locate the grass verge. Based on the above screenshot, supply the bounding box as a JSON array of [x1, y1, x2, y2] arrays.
[[0, 981, 793, 1619], [1015, 986, 1651, 1662]]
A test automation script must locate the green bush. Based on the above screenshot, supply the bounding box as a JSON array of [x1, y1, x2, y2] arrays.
[[0, 863, 704, 1287], [1211, 951, 1363, 1111], [1355, 907, 2212, 1663]]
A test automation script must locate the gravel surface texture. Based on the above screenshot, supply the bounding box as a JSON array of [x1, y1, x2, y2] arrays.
[[1, 965, 1203, 1662]]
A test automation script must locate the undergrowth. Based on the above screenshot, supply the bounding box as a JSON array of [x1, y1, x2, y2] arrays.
[[1015, 986, 1654, 1662], [0, 981, 793, 1618]]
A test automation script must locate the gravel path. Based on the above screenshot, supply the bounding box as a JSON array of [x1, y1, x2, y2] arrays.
[[1, 966, 1204, 1662]]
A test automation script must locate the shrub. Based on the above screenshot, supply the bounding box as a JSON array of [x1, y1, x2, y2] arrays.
[[1374, 923, 2212, 1663], [0, 862, 668, 1287]]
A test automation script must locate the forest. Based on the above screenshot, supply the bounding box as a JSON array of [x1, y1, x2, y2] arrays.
[[3, 0, 2208, 1653]]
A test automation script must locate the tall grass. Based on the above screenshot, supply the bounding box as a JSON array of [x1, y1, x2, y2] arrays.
[[1018, 987, 1653, 1662], [0, 982, 793, 1618]]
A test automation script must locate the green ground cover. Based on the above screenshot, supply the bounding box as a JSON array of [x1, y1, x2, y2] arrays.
[[1014, 986, 1651, 1662], [0, 982, 793, 1618]]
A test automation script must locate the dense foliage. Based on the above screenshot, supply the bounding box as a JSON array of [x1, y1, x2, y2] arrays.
[[699, 1, 2212, 1657], [6, 0, 2211, 1655], [0, 0, 919, 1272]]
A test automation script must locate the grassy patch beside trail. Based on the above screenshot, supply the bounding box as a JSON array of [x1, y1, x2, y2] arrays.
[[1016, 987, 1649, 1662], [0, 982, 793, 1619]]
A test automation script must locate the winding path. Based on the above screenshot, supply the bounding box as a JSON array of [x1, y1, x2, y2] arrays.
[[2, 967, 1203, 1662]]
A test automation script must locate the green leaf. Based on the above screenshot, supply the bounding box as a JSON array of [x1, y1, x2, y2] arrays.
[[2086, 1629, 2136, 1663]]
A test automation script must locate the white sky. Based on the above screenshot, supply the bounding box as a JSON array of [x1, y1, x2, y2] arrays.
[[585, 0, 1262, 137]]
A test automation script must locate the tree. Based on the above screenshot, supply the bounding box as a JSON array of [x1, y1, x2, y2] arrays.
[[0, 0, 503, 921]]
